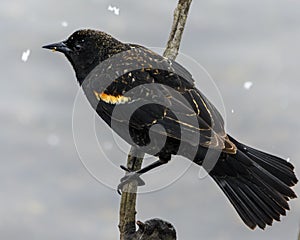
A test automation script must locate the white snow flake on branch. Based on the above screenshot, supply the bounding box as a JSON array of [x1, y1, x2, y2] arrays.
[[243, 81, 253, 90], [21, 49, 31, 62], [108, 5, 120, 15]]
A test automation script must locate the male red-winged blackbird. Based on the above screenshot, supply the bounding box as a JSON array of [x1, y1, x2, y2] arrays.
[[43, 29, 298, 230]]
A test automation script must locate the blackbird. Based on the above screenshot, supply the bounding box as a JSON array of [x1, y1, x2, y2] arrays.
[[43, 29, 298, 230]]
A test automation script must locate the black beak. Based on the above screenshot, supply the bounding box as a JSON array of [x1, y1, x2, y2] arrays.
[[42, 41, 72, 53]]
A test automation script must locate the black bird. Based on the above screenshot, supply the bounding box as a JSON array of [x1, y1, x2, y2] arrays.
[[43, 29, 298, 230]]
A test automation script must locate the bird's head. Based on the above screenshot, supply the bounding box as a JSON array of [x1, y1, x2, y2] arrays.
[[43, 29, 128, 84]]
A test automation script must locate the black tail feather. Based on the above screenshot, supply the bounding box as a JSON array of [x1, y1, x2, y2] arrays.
[[232, 137, 297, 187], [210, 136, 298, 230]]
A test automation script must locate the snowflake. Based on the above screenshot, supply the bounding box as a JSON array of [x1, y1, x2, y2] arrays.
[[243, 81, 253, 90], [47, 134, 60, 146], [108, 5, 120, 15], [61, 21, 68, 27], [21, 49, 31, 62]]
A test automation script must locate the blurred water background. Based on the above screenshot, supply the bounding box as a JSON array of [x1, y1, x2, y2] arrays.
[[1, 0, 300, 239]]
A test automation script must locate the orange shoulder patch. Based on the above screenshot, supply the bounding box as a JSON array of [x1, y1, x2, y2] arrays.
[[93, 91, 131, 104]]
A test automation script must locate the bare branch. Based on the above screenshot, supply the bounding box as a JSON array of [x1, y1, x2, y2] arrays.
[[119, 147, 144, 240], [164, 0, 193, 60], [119, 1, 193, 239]]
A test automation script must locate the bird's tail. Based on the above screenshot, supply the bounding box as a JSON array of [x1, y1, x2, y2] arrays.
[[209, 135, 298, 230]]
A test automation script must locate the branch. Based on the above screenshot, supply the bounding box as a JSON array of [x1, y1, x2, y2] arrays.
[[119, 1, 193, 239], [164, 0, 193, 60], [118, 147, 144, 239]]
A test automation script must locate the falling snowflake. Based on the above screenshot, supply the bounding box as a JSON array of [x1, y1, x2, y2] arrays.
[[287, 157, 290, 162], [243, 81, 253, 90], [108, 5, 120, 15], [21, 49, 31, 62], [231, 109, 234, 113], [61, 21, 68, 27], [47, 134, 60, 146]]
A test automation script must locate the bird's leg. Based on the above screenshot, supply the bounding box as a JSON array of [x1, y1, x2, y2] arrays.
[[117, 156, 171, 194]]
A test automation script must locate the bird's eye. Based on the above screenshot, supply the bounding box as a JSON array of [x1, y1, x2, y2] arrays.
[[74, 44, 83, 51]]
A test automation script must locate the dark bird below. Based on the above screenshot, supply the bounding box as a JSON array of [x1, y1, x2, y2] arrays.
[[43, 29, 298, 230]]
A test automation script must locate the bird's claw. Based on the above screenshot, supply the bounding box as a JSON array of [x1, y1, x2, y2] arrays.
[[117, 165, 145, 194]]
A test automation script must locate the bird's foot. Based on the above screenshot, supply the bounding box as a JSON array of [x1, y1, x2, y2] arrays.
[[117, 165, 145, 194]]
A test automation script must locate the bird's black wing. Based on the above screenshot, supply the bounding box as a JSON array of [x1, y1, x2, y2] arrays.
[[82, 45, 236, 153]]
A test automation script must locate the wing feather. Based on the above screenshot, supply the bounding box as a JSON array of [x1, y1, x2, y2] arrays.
[[83, 45, 236, 153]]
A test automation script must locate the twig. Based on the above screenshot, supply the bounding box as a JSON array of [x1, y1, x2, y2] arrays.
[[118, 1, 193, 239], [164, 0, 193, 60], [118, 147, 144, 239]]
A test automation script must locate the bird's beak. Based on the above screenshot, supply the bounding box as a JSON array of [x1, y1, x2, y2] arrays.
[[42, 41, 72, 53]]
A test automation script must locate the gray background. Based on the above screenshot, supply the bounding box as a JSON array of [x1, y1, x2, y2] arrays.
[[1, 0, 300, 239]]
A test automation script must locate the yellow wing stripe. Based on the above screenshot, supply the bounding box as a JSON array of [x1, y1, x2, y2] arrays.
[[93, 91, 131, 104]]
